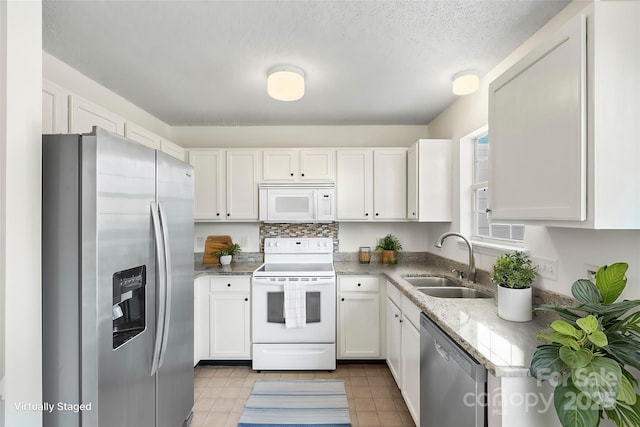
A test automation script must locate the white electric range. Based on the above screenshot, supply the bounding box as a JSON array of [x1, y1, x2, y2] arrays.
[[252, 237, 336, 370]]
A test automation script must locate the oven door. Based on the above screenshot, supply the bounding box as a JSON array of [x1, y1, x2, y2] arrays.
[[252, 276, 336, 343]]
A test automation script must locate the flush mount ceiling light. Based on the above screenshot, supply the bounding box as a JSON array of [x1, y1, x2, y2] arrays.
[[452, 71, 480, 96], [267, 65, 305, 101]]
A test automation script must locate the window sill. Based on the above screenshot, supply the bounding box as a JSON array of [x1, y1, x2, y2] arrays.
[[459, 239, 525, 257]]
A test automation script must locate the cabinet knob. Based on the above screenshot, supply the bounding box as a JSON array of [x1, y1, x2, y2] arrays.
[[290, 173, 294, 176], [395, 314, 399, 318], [227, 213, 230, 216], [375, 213, 379, 216], [216, 213, 220, 216], [399, 319, 403, 323], [365, 213, 369, 216], [412, 212, 416, 216], [341, 298, 345, 301], [244, 297, 248, 302], [227, 283, 231, 287], [357, 283, 361, 287], [301, 173, 305, 177]]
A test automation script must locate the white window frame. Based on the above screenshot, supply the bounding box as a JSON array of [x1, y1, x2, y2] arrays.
[[460, 126, 524, 256]]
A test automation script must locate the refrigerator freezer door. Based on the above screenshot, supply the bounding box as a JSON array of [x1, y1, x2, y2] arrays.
[[93, 128, 158, 427], [156, 151, 195, 427]]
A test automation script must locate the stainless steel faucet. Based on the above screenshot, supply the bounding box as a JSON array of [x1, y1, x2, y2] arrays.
[[434, 232, 476, 282]]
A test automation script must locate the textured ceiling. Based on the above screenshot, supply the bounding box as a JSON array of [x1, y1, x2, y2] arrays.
[[43, 0, 569, 126]]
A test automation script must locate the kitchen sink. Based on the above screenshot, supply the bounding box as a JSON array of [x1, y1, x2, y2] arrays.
[[402, 276, 460, 288], [417, 287, 492, 299]]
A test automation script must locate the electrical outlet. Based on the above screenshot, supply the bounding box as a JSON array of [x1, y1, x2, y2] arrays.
[[584, 264, 599, 281], [196, 236, 205, 248], [241, 236, 248, 248], [532, 256, 558, 281]]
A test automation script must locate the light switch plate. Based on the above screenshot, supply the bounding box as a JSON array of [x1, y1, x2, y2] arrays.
[[532, 256, 558, 281]]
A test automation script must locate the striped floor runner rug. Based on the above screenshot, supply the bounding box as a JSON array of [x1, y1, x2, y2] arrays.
[[238, 379, 352, 427]]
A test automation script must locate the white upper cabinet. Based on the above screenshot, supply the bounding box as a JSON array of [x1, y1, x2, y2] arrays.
[[125, 122, 161, 150], [42, 80, 69, 134], [70, 95, 125, 136], [125, 123, 185, 161], [489, 2, 640, 229], [373, 149, 407, 220], [189, 149, 260, 222], [262, 148, 335, 181], [336, 148, 407, 221], [189, 150, 225, 221], [407, 139, 452, 222], [159, 138, 186, 162], [226, 150, 261, 221], [336, 149, 374, 220]]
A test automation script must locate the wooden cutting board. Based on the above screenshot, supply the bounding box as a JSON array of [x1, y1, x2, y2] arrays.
[[203, 235, 233, 265]]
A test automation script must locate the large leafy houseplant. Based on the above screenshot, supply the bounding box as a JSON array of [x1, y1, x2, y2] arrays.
[[530, 262, 640, 427]]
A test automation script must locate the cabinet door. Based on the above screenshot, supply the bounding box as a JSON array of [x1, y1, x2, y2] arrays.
[[386, 297, 402, 384], [407, 144, 418, 220], [489, 13, 586, 221], [300, 149, 335, 180], [69, 95, 125, 136], [373, 149, 407, 220], [42, 80, 69, 134], [194, 277, 210, 365], [263, 149, 297, 181], [401, 316, 421, 426], [160, 138, 185, 161], [227, 150, 260, 220], [209, 292, 251, 359], [189, 150, 225, 221], [336, 149, 373, 220], [124, 122, 161, 150], [338, 292, 380, 358]]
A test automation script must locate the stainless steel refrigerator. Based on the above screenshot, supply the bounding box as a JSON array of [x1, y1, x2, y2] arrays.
[[42, 127, 194, 427]]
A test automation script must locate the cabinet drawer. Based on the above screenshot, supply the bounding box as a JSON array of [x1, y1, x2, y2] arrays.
[[386, 281, 402, 306], [339, 275, 380, 292], [401, 294, 421, 329], [210, 276, 251, 293]]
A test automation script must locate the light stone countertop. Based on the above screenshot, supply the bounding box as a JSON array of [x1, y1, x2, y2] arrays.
[[336, 261, 548, 378], [195, 256, 554, 378]]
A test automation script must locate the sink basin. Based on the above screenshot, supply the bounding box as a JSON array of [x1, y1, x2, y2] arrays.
[[403, 276, 460, 288], [417, 287, 492, 299]]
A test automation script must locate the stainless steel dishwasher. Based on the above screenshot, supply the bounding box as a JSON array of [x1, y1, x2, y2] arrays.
[[420, 313, 487, 427]]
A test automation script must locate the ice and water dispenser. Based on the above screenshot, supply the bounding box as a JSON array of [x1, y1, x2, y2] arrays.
[[112, 265, 146, 349]]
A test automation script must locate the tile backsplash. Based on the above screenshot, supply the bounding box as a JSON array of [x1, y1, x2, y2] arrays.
[[259, 222, 339, 251]]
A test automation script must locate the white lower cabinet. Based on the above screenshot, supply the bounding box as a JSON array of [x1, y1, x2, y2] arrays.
[[386, 281, 420, 426], [193, 275, 251, 364], [337, 275, 384, 359]]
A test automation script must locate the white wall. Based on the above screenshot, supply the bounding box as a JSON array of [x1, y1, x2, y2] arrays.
[[43, 52, 172, 139], [1, 1, 43, 426], [425, 0, 640, 299], [173, 125, 428, 148]]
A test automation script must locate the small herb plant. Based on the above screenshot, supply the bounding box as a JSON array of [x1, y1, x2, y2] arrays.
[[492, 251, 537, 289], [530, 262, 640, 427], [213, 243, 241, 258], [375, 234, 403, 252]]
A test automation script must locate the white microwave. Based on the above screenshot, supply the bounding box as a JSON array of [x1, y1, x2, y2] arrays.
[[259, 182, 335, 223]]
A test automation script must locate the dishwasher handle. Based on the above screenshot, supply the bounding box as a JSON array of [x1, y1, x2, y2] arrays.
[[434, 341, 450, 362]]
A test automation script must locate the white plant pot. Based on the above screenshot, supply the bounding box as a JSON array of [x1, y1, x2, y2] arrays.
[[497, 285, 532, 322], [219, 255, 232, 265]]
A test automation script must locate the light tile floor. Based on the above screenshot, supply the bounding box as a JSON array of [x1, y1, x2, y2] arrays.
[[192, 363, 417, 427]]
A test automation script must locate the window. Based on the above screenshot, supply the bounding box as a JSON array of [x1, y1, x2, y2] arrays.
[[472, 134, 525, 242]]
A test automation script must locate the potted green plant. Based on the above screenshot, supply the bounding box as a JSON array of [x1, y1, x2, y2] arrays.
[[375, 234, 402, 264], [213, 243, 241, 265], [492, 251, 537, 321], [530, 262, 640, 427]]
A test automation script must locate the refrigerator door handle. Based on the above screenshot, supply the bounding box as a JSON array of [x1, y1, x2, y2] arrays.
[[150, 202, 167, 376], [157, 202, 173, 368]]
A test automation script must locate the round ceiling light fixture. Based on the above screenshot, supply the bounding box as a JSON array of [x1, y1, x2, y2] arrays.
[[452, 70, 480, 96], [267, 65, 305, 101]]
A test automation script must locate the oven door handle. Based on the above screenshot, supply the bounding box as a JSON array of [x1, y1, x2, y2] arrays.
[[252, 277, 335, 286]]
